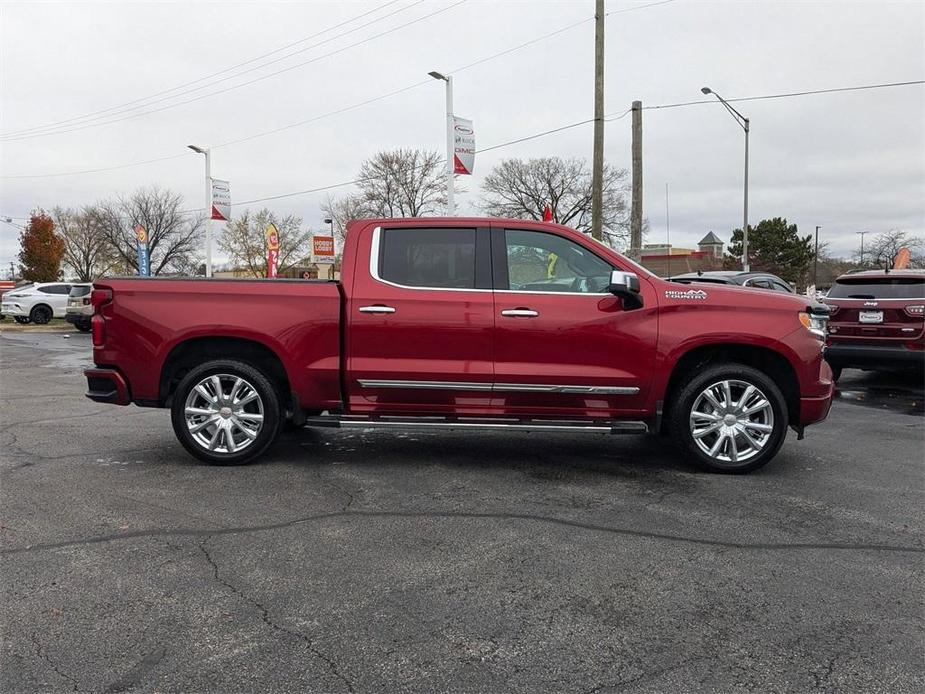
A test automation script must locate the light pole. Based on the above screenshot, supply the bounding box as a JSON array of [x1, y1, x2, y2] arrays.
[[856, 231, 868, 267], [702, 86, 750, 271], [188, 144, 212, 277], [428, 70, 455, 216], [324, 217, 334, 235], [813, 225, 821, 291]]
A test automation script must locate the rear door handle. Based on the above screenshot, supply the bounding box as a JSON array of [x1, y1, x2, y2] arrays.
[[359, 305, 396, 314], [501, 308, 539, 318]]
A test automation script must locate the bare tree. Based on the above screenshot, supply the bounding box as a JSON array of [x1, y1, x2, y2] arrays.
[[480, 157, 631, 247], [218, 208, 310, 278], [357, 149, 446, 217], [320, 193, 371, 245], [53, 206, 118, 281], [96, 186, 204, 276], [859, 229, 924, 269]]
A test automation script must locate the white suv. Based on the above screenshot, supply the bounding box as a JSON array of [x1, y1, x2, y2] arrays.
[[1, 282, 76, 324]]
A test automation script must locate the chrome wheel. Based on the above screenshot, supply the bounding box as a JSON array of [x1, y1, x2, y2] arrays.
[[183, 374, 264, 454], [689, 379, 775, 464]]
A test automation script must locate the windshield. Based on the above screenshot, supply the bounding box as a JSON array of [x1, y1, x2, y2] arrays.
[[828, 277, 924, 300]]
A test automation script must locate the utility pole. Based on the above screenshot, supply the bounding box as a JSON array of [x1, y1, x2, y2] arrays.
[[856, 231, 868, 267], [813, 225, 821, 290], [590, 0, 605, 241], [630, 100, 643, 256]]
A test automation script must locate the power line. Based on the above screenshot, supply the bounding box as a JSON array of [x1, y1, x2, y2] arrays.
[[0, 0, 466, 142], [1, 9, 601, 178], [0, 0, 406, 138], [644, 80, 925, 110]]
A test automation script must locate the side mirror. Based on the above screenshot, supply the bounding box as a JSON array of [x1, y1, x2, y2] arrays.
[[608, 270, 644, 310]]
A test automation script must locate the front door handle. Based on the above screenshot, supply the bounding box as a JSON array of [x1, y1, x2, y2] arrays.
[[359, 305, 396, 314], [501, 308, 539, 318]]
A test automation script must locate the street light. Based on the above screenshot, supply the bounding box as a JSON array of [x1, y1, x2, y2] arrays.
[[813, 225, 821, 291], [323, 217, 334, 235], [702, 86, 750, 271], [188, 144, 212, 277], [428, 70, 454, 216], [856, 231, 869, 267]]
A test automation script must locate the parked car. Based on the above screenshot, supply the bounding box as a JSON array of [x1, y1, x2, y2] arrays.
[[84, 218, 833, 474], [823, 269, 925, 381], [65, 284, 94, 332], [0, 282, 74, 324], [670, 271, 795, 293]]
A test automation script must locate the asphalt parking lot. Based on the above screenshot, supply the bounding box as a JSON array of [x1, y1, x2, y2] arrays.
[[1, 332, 922, 693]]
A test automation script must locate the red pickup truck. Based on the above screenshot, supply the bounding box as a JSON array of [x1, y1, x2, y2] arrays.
[[85, 218, 833, 473]]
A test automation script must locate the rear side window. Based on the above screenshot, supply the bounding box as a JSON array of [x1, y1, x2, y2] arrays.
[[379, 228, 476, 289], [828, 277, 925, 299], [69, 285, 92, 297], [38, 284, 70, 294]]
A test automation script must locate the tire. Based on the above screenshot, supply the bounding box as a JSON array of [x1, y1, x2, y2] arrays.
[[829, 365, 842, 383], [76, 320, 92, 333], [30, 304, 52, 325], [170, 359, 282, 465], [670, 363, 788, 474], [13, 316, 31, 324]]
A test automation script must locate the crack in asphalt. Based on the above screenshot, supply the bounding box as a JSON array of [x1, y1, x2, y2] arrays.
[[3, 509, 922, 557], [30, 630, 81, 692], [197, 536, 355, 693]]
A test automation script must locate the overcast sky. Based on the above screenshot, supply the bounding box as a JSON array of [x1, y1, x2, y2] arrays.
[[1, 0, 923, 274]]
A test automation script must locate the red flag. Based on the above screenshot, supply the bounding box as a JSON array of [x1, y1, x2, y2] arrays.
[[542, 205, 552, 222]]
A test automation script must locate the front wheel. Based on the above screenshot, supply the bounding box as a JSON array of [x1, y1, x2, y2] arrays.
[[170, 359, 282, 465], [671, 364, 788, 474]]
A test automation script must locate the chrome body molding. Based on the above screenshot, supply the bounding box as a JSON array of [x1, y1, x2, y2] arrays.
[[357, 379, 639, 395]]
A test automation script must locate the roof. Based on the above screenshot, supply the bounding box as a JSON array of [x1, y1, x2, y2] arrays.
[[698, 231, 724, 245], [836, 268, 925, 279]]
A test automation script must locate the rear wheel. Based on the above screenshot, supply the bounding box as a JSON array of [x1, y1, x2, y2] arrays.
[[76, 320, 92, 333], [170, 359, 282, 465], [671, 364, 788, 474], [13, 316, 31, 324], [829, 365, 843, 383], [30, 305, 52, 325]]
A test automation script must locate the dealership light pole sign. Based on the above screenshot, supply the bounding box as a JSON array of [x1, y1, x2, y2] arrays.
[[211, 179, 230, 221], [265, 223, 280, 278], [134, 224, 150, 277], [452, 116, 475, 175]]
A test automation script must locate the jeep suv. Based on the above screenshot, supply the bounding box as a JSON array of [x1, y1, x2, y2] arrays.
[[823, 269, 925, 381]]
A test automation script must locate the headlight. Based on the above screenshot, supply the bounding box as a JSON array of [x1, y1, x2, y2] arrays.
[[799, 311, 827, 340]]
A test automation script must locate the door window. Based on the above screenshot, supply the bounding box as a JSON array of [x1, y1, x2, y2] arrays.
[[379, 228, 476, 289], [503, 229, 612, 293]]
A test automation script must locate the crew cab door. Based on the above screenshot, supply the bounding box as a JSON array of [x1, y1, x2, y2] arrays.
[[345, 224, 495, 414], [490, 225, 658, 418]]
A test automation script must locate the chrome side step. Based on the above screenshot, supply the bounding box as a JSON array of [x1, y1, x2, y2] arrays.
[[302, 414, 648, 435]]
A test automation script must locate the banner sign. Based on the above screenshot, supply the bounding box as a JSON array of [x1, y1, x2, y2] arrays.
[[452, 116, 475, 175], [134, 224, 150, 277], [265, 223, 280, 278], [211, 179, 231, 221], [312, 235, 335, 264]]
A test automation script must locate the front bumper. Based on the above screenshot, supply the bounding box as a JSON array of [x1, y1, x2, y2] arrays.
[[799, 358, 834, 427], [85, 368, 131, 405], [825, 343, 925, 368], [1, 302, 26, 317]]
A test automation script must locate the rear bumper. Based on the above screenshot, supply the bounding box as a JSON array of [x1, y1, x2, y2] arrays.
[[825, 343, 925, 368], [65, 313, 90, 325], [85, 368, 131, 405]]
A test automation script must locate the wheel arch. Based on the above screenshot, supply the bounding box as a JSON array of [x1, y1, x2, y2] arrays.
[[159, 336, 293, 410], [661, 343, 800, 432]]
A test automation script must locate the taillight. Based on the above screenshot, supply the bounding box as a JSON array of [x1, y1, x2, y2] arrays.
[[82, 297, 91, 305], [92, 315, 105, 347], [90, 288, 112, 312], [904, 305, 924, 318]]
